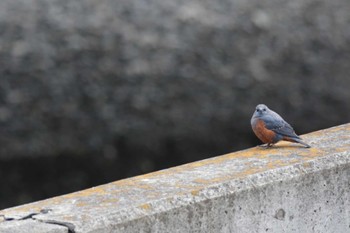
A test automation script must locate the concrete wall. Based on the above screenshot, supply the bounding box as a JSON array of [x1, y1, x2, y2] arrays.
[[0, 123, 349, 233]]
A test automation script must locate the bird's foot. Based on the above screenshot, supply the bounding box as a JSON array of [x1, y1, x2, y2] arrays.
[[258, 143, 274, 148]]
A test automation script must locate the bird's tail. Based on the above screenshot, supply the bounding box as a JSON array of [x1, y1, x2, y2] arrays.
[[283, 137, 311, 148], [292, 138, 311, 148]]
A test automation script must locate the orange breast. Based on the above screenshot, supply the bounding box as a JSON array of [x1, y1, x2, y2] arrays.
[[252, 119, 276, 143]]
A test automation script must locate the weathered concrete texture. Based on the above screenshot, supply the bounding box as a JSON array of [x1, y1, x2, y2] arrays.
[[1, 124, 350, 232], [0, 219, 67, 233]]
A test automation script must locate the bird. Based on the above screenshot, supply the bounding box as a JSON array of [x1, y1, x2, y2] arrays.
[[251, 104, 310, 148]]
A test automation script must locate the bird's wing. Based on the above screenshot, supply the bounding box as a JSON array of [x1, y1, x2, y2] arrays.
[[262, 115, 300, 139]]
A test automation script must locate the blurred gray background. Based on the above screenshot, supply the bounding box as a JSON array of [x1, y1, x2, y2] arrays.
[[0, 0, 349, 208]]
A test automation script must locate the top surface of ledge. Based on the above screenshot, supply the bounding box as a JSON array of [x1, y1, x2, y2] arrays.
[[1, 123, 350, 232]]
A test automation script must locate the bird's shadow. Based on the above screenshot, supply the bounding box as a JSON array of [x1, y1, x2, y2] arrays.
[[257, 144, 310, 149]]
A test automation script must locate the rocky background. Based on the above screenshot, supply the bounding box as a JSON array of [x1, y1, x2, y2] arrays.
[[0, 0, 350, 208]]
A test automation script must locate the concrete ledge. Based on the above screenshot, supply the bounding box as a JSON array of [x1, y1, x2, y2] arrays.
[[1, 124, 350, 233]]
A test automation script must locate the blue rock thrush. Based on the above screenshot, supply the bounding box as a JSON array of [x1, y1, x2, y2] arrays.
[[251, 104, 310, 148]]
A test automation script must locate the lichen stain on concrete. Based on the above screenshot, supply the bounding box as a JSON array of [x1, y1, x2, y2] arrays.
[[193, 177, 227, 185], [301, 162, 312, 169], [75, 202, 88, 208], [233, 167, 265, 178], [266, 160, 289, 169], [334, 147, 350, 153], [191, 190, 200, 196], [298, 148, 324, 158], [139, 203, 152, 211], [65, 186, 108, 199]]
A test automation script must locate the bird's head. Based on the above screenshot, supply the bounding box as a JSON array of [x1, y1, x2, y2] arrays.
[[254, 104, 269, 116]]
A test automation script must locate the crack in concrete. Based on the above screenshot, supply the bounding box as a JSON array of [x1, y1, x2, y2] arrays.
[[0, 212, 41, 221], [1, 208, 76, 233], [36, 219, 76, 233]]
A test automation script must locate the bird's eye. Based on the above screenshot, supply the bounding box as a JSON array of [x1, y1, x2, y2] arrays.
[[263, 108, 266, 111]]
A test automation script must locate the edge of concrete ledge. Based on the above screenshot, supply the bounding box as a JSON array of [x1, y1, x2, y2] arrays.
[[1, 123, 350, 233]]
